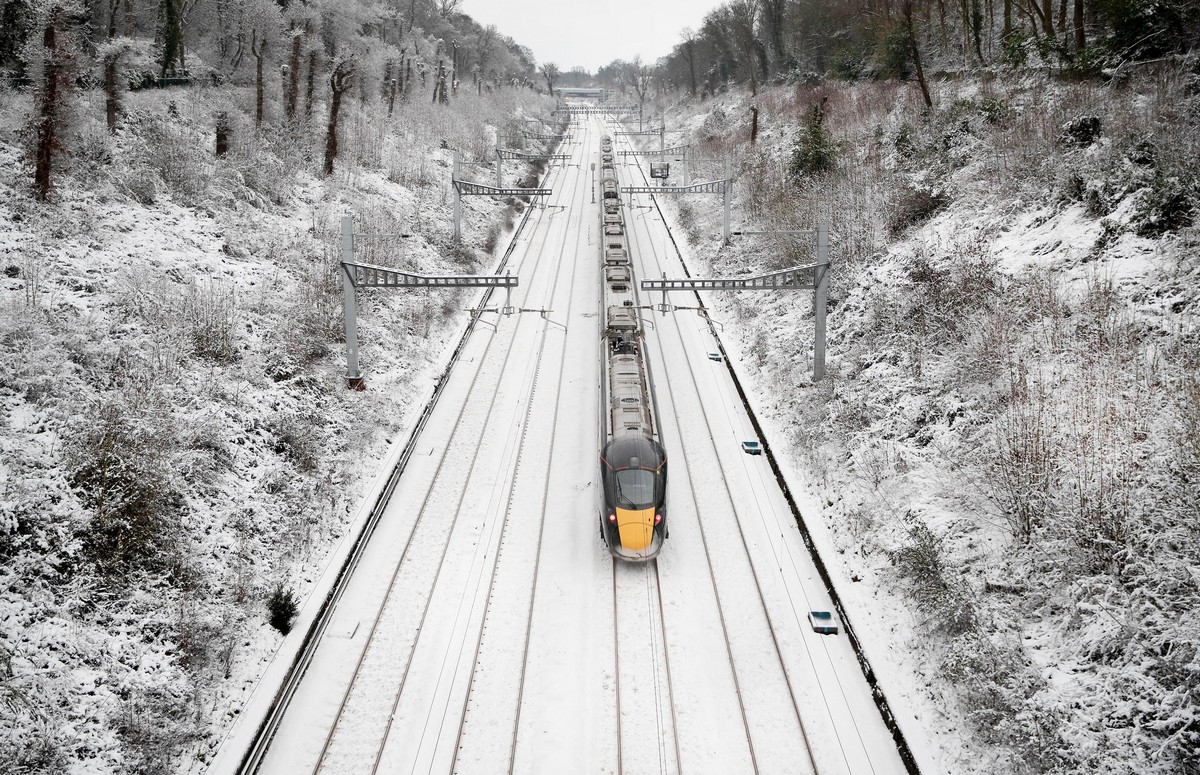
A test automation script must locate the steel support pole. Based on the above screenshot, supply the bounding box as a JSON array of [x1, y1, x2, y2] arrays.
[[723, 158, 731, 243], [341, 216, 363, 389], [813, 221, 829, 382], [660, 123, 665, 152], [452, 153, 461, 242], [495, 146, 502, 188]]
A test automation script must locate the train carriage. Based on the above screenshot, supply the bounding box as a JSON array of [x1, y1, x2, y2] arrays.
[[595, 135, 668, 561]]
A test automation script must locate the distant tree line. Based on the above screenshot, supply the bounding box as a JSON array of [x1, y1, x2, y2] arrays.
[[584, 0, 1199, 102]]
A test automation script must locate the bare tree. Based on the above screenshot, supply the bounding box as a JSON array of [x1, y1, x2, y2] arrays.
[[305, 46, 319, 118], [475, 24, 495, 95], [728, 0, 761, 95], [436, 0, 460, 17], [680, 27, 698, 96], [32, 3, 75, 202], [761, 0, 789, 73], [902, 0, 933, 109], [324, 58, 356, 176], [98, 38, 131, 133], [285, 26, 301, 122], [159, 0, 185, 77], [624, 56, 652, 107], [251, 30, 267, 126], [540, 61, 559, 97]]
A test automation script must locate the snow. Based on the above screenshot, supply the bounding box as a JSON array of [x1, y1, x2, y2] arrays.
[[3, 63, 1198, 775]]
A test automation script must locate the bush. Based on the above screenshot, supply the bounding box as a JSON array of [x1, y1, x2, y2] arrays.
[[892, 521, 977, 635], [1131, 176, 1196, 237], [887, 180, 949, 236], [67, 394, 182, 576], [789, 101, 835, 178], [267, 584, 299, 634], [876, 29, 912, 80], [1058, 115, 1102, 147], [184, 280, 239, 363]]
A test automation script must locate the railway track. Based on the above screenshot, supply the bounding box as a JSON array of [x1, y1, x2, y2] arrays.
[[231, 113, 916, 775], [245, 126, 593, 775], [615, 129, 905, 774], [450, 122, 596, 775]]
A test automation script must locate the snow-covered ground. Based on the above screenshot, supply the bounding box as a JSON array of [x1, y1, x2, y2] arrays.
[[0, 83, 556, 773], [2, 66, 1197, 775], [642, 73, 1199, 773]]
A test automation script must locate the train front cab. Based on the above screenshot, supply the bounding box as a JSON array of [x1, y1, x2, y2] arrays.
[[600, 436, 668, 561]]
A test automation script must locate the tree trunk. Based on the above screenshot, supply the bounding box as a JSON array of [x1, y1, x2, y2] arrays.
[[324, 61, 355, 176], [159, 0, 183, 78], [1041, 0, 1055, 35], [124, 0, 134, 37], [104, 53, 120, 133], [686, 40, 697, 96], [969, 0, 979, 62], [35, 7, 64, 202], [904, 0, 933, 109], [306, 50, 318, 118], [750, 105, 759, 144], [1073, 0, 1084, 51], [215, 111, 229, 157], [286, 28, 300, 122], [252, 32, 266, 127]]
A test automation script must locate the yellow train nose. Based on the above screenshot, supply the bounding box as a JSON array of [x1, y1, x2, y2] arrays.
[[616, 507, 656, 552]]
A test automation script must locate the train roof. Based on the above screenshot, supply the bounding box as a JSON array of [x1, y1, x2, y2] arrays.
[[602, 436, 666, 469]]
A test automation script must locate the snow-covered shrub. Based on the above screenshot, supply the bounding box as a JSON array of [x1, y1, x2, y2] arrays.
[[136, 108, 210, 204], [183, 280, 239, 363], [266, 412, 321, 473], [0, 719, 67, 774], [941, 635, 1067, 771], [1130, 175, 1195, 237], [887, 179, 949, 236], [115, 684, 201, 775], [66, 392, 182, 576], [788, 101, 835, 179], [1058, 115, 1102, 148], [893, 521, 977, 635], [267, 584, 298, 634], [482, 220, 502, 254], [993, 369, 1056, 542], [674, 200, 701, 246]]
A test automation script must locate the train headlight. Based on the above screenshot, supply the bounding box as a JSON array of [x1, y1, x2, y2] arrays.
[[654, 513, 663, 525], [607, 513, 617, 524]]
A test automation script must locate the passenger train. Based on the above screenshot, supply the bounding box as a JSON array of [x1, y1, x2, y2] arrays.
[[596, 134, 668, 561]]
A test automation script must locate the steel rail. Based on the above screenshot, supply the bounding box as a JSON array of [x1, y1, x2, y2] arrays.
[[622, 127, 925, 775], [232, 132, 570, 775], [346, 151, 578, 775], [444, 120, 595, 774], [621, 135, 818, 773]]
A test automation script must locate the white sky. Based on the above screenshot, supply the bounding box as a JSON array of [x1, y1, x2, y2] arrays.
[[458, 0, 727, 72]]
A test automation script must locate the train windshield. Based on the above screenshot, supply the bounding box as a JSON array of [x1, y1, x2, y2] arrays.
[[602, 437, 667, 511], [614, 469, 657, 508]]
